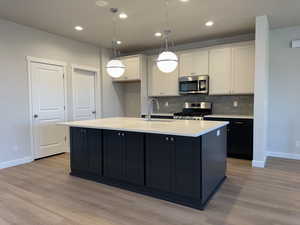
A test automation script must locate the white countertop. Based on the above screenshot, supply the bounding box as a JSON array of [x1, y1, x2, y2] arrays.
[[204, 114, 254, 119], [59, 117, 228, 137]]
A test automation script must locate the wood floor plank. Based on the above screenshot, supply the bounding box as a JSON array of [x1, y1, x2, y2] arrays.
[[0, 154, 299, 225]]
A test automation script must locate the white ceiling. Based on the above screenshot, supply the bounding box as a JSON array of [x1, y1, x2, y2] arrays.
[[0, 0, 300, 51]]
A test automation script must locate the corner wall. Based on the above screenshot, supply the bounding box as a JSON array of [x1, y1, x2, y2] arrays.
[[253, 16, 270, 167], [267, 26, 300, 160]]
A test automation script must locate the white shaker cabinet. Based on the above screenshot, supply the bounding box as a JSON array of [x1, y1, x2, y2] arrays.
[[113, 55, 141, 82], [231, 44, 255, 94], [209, 47, 232, 95], [179, 50, 209, 77], [148, 55, 179, 97]]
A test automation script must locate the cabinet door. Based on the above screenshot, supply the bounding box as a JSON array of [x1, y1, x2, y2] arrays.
[[146, 134, 172, 192], [173, 136, 201, 199], [232, 44, 255, 94], [228, 119, 253, 159], [148, 55, 179, 97], [123, 132, 144, 185], [179, 50, 209, 77], [70, 128, 102, 175], [103, 130, 124, 181], [86, 129, 102, 174], [209, 48, 232, 95], [113, 56, 140, 81], [71, 127, 88, 172]]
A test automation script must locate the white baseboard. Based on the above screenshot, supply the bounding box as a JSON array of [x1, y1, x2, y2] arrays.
[[267, 152, 300, 160], [252, 159, 266, 168], [0, 156, 33, 169]]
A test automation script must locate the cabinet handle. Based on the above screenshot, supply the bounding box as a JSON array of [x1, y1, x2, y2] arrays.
[[121, 133, 125, 136], [118, 132, 121, 136], [170, 137, 174, 142], [165, 137, 169, 141]]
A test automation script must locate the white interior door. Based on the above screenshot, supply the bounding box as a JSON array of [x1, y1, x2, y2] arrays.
[[31, 62, 66, 159], [72, 69, 96, 121]]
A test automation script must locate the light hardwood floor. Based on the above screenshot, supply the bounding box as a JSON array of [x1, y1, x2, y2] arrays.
[[0, 154, 299, 225]]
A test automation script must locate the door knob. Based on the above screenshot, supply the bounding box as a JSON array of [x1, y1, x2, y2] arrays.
[[92, 111, 96, 114], [33, 114, 38, 118]]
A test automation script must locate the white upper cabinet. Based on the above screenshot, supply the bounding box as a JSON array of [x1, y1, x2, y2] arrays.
[[113, 55, 141, 82], [209, 47, 232, 95], [148, 55, 179, 97], [179, 50, 209, 77], [231, 44, 255, 94]]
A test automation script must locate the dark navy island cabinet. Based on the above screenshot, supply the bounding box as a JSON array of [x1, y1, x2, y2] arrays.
[[146, 134, 201, 199], [69, 126, 227, 210], [103, 130, 144, 186], [70, 127, 102, 176]]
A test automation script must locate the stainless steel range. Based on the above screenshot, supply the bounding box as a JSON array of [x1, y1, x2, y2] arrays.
[[174, 102, 212, 120]]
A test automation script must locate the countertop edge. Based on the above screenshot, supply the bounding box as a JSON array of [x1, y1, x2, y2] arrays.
[[58, 122, 229, 137]]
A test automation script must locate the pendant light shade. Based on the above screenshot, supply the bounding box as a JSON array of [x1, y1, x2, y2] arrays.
[[157, 51, 178, 73], [106, 59, 125, 78]]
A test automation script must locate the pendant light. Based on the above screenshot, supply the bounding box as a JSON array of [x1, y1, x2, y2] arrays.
[[106, 8, 126, 78], [156, 0, 178, 73]]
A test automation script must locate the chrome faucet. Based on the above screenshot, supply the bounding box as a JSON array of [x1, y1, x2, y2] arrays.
[[145, 98, 160, 121]]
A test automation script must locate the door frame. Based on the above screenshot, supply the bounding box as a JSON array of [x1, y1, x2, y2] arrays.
[[71, 64, 101, 120], [27, 56, 68, 160]]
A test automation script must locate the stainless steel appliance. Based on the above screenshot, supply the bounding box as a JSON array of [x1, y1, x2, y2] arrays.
[[179, 75, 209, 94], [174, 102, 212, 120]]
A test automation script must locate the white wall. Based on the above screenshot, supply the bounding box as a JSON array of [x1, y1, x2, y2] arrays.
[[267, 26, 300, 160], [0, 19, 101, 167], [253, 16, 270, 167]]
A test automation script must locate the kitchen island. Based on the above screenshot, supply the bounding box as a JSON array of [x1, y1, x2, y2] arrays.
[[60, 117, 228, 210]]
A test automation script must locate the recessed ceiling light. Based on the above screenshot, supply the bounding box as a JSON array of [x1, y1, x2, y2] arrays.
[[205, 21, 214, 27], [179, 0, 190, 2], [74, 26, 83, 31], [95, 0, 108, 7], [155, 32, 162, 37], [116, 40, 122, 45], [119, 13, 128, 19]]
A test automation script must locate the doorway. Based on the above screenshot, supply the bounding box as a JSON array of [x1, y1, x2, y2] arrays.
[[28, 57, 68, 159], [72, 67, 97, 121]]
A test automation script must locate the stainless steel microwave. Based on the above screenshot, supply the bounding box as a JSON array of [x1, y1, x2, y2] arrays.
[[179, 75, 209, 94]]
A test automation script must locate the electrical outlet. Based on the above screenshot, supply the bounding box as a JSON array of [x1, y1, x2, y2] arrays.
[[296, 141, 300, 148], [233, 101, 238, 107]]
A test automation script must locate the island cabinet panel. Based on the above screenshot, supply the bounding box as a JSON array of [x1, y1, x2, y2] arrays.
[[103, 130, 145, 185], [103, 130, 124, 181], [201, 127, 227, 204], [70, 127, 102, 175], [173, 136, 201, 199], [145, 134, 173, 192], [123, 132, 145, 185], [145, 134, 202, 199]]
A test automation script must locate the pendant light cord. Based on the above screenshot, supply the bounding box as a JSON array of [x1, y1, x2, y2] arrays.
[[110, 8, 119, 58], [163, 0, 170, 51]]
